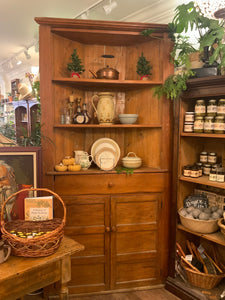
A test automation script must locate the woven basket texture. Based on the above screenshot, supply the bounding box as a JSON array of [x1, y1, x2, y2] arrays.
[[182, 265, 225, 289], [1, 188, 66, 257], [218, 218, 225, 237]]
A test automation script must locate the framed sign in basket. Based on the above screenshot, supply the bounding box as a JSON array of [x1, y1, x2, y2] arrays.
[[0, 147, 42, 219]]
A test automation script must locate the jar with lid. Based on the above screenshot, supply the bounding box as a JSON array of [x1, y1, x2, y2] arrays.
[[214, 116, 224, 134], [195, 99, 206, 116], [183, 165, 192, 177], [217, 168, 225, 183], [194, 116, 204, 133], [203, 163, 211, 175], [204, 116, 214, 133], [200, 151, 208, 163], [207, 99, 217, 116], [190, 166, 199, 178], [207, 152, 217, 164], [185, 112, 195, 122], [209, 169, 217, 181], [195, 162, 203, 176], [184, 122, 194, 133], [217, 99, 225, 116]]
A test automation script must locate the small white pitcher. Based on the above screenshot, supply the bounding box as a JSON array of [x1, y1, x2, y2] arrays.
[[79, 154, 93, 170]]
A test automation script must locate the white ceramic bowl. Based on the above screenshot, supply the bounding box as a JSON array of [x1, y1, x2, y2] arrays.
[[119, 114, 138, 124]]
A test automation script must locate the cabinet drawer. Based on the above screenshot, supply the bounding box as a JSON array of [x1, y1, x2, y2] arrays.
[[54, 173, 166, 195]]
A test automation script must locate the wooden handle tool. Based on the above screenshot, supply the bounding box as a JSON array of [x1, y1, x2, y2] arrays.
[[190, 242, 208, 274], [204, 251, 223, 274]]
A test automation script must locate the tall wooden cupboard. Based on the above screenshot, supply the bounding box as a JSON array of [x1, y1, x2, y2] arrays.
[[35, 18, 173, 295], [167, 76, 225, 299]]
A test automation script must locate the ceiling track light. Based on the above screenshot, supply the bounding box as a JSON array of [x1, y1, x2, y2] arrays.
[[103, 0, 118, 15]]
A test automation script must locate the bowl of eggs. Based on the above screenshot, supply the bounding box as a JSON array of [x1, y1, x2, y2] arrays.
[[178, 205, 223, 234]]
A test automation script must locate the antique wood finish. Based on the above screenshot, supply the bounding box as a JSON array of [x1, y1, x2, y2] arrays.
[[167, 75, 225, 298], [0, 237, 84, 300], [37, 18, 173, 296]]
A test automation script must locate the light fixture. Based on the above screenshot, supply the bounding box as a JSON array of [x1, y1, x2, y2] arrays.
[[24, 48, 31, 59], [103, 0, 117, 15], [195, 0, 225, 19]]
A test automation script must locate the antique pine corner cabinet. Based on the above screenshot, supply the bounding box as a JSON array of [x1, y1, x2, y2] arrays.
[[35, 17, 173, 295]]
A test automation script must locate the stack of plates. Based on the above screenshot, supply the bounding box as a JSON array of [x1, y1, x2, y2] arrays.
[[91, 138, 120, 171]]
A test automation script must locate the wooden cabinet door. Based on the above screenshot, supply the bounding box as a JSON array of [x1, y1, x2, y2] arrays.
[[62, 194, 110, 294], [110, 193, 162, 290]]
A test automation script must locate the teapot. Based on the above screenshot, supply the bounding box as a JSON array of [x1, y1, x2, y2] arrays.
[[79, 154, 93, 170], [0, 241, 11, 264], [91, 92, 115, 125]]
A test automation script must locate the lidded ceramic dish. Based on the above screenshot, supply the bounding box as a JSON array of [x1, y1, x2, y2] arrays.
[[122, 152, 142, 169]]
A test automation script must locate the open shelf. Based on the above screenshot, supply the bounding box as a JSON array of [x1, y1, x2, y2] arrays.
[[47, 166, 169, 176], [53, 124, 162, 129], [177, 224, 225, 246], [181, 132, 225, 138], [52, 77, 162, 90], [179, 175, 225, 189]]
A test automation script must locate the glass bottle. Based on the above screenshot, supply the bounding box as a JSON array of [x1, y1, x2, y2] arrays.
[[81, 103, 91, 124], [194, 116, 204, 133], [73, 98, 86, 124], [203, 116, 214, 133], [214, 116, 224, 134], [195, 99, 206, 116], [217, 99, 225, 116], [207, 99, 217, 116]]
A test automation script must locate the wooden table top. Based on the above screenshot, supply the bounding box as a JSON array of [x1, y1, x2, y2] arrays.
[[0, 236, 84, 280]]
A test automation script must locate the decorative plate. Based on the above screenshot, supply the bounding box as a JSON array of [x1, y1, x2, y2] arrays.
[[91, 138, 120, 164], [95, 147, 117, 171]]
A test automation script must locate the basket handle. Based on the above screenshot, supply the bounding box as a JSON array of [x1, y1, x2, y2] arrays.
[[1, 188, 66, 225]]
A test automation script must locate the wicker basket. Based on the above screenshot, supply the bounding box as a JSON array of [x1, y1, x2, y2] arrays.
[[1, 188, 66, 257], [218, 218, 225, 238], [182, 265, 225, 289], [178, 209, 219, 234]]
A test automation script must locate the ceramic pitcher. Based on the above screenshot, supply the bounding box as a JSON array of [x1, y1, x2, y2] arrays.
[[79, 154, 93, 170], [74, 150, 88, 164], [91, 92, 115, 125], [0, 241, 11, 264]]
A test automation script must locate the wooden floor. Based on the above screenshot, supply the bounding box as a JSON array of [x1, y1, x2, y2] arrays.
[[24, 288, 181, 300]]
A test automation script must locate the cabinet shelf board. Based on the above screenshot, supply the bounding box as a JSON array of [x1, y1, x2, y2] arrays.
[[52, 78, 162, 90], [177, 224, 225, 246], [179, 175, 225, 189], [47, 167, 168, 176], [181, 132, 225, 138], [53, 124, 162, 129]]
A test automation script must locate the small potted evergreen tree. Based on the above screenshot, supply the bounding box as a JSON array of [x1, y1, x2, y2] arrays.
[[136, 52, 152, 80], [67, 49, 85, 78]]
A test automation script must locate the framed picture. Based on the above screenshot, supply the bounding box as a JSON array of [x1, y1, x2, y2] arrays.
[[0, 147, 42, 219]]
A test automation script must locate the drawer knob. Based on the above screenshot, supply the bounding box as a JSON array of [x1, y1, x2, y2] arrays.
[[111, 226, 116, 232], [108, 182, 114, 188], [105, 227, 110, 232]]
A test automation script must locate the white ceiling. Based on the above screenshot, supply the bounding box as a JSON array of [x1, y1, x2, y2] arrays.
[[0, 0, 179, 73]]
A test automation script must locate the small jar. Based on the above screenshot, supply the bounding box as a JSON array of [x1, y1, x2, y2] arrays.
[[190, 166, 199, 178], [217, 168, 225, 183], [207, 99, 217, 116], [217, 99, 225, 116], [204, 116, 214, 133], [212, 164, 220, 171], [207, 152, 217, 164], [194, 116, 204, 133], [185, 112, 195, 122], [203, 163, 211, 175], [195, 99, 206, 116], [209, 169, 217, 181], [184, 122, 194, 133], [214, 116, 224, 134], [195, 162, 203, 176], [200, 151, 208, 163], [183, 165, 192, 177]]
